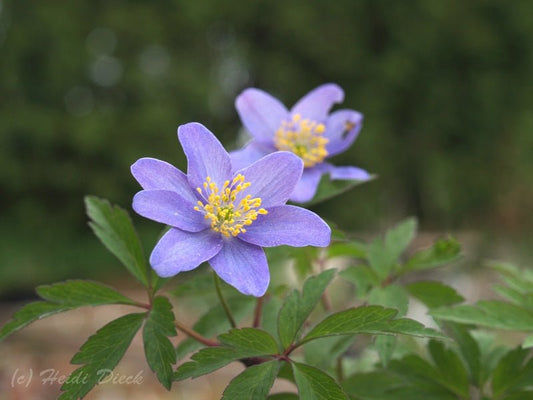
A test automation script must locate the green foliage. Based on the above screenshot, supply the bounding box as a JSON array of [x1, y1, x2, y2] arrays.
[[174, 328, 278, 380], [492, 347, 533, 398], [431, 300, 533, 332], [222, 361, 280, 400], [404, 237, 461, 272], [302, 305, 446, 344], [292, 362, 348, 400], [143, 296, 177, 390], [85, 196, 149, 287], [277, 269, 336, 348], [0, 301, 75, 341], [36, 280, 137, 306], [0, 280, 136, 341], [407, 281, 464, 308], [59, 313, 145, 399]]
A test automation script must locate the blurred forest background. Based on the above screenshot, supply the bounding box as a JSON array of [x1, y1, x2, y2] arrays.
[[1, 0, 533, 296]]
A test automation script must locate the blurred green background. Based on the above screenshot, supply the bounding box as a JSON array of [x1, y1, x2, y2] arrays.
[[1, 0, 532, 295]]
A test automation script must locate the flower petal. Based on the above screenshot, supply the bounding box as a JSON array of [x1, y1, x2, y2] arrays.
[[328, 165, 371, 181], [133, 190, 207, 232], [150, 228, 223, 277], [325, 110, 364, 157], [178, 122, 232, 190], [230, 142, 272, 171], [289, 166, 325, 203], [235, 88, 289, 144], [209, 239, 269, 297], [237, 151, 303, 208], [240, 205, 330, 248], [290, 83, 344, 121], [131, 157, 197, 202]]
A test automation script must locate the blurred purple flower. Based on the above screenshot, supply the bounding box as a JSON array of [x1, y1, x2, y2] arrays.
[[232, 83, 370, 203], [131, 122, 331, 296]]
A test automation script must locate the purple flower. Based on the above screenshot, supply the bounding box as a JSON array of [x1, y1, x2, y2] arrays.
[[131, 122, 331, 296], [231, 83, 371, 203]]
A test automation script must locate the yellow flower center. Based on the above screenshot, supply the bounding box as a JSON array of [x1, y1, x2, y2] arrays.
[[274, 114, 329, 167], [194, 174, 268, 237]]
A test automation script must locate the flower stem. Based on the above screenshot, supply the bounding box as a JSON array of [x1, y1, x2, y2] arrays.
[[174, 320, 219, 347], [213, 271, 237, 328], [253, 296, 264, 328]]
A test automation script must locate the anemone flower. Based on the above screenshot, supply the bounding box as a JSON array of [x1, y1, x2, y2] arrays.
[[232, 83, 370, 203], [131, 122, 331, 296]]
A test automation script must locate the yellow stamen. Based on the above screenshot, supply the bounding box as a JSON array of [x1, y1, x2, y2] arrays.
[[194, 174, 268, 237], [274, 113, 329, 167]]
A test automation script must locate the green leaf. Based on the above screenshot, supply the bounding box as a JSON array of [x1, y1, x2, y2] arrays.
[[222, 360, 280, 400], [85, 196, 149, 287], [175, 328, 278, 381], [37, 280, 136, 306], [493, 285, 533, 309], [0, 301, 74, 341], [404, 237, 461, 272], [431, 300, 533, 331], [293, 247, 318, 281], [176, 296, 254, 358], [368, 284, 409, 316], [374, 335, 397, 367], [292, 362, 348, 400], [261, 296, 282, 339], [304, 174, 375, 206], [339, 265, 380, 298], [428, 340, 469, 398], [368, 218, 417, 279], [444, 323, 481, 386], [219, 328, 279, 355], [327, 240, 367, 259], [267, 394, 299, 400], [143, 297, 177, 390], [302, 306, 446, 344], [341, 371, 405, 398], [1, 280, 137, 342], [407, 281, 464, 309], [492, 347, 533, 397], [59, 313, 145, 399], [278, 269, 336, 348]]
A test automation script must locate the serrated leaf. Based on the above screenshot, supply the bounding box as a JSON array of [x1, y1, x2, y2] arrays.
[[292, 362, 348, 400], [219, 328, 279, 355], [368, 218, 417, 279], [278, 269, 336, 348], [339, 265, 380, 298], [493, 285, 533, 309], [0, 301, 74, 341], [176, 296, 254, 358], [302, 306, 446, 344], [85, 196, 149, 287], [368, 284, 409, 316], [428, 340, 469, 398], [37, 280, 136, 306], [407, 281, 464, 309], [404, 237, 461, 272], [431, 300, 533, 331], [327, 240, 367, 259], [492, 347, 533, 397], [143, 296, 177, 389], [59, 312, 145, 399], [175, 328, 278, 381], [304, 174, 375, 206], [222, 360, 280, 400]]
